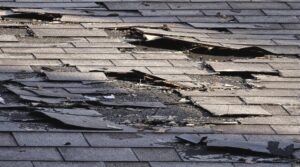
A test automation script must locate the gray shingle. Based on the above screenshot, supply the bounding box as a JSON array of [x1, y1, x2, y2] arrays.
[[168, 3, 231, 9], [229, 2, 290, 9], [59, 147, 138, 161], [105, 2, 170, 10], [33, 162, 105, 167], [0, 133, 17, 146], [45, 72, 108, 81], [13, 132, 89, 146], [0, 147, 62, 161], [151, 162, 234, 167], [132, 148, 181, 161], [84, 133, 175, 147], [0, 161, 33, 167], [32, 29, 108, 37]]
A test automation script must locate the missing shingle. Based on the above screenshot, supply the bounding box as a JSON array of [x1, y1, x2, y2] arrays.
[[3, 13, 61, 22]]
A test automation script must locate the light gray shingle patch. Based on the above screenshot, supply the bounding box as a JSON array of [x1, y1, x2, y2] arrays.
[[270, 63, 300, 70], [191, 97, 244, 105], [0, 53, 33, 59], [0, 161, 34, 167], [189, 23, 282, 29], [132, 53, 188, 60], [36, 110, 119, 130], [27, 88, 83, 98], [199, 105, 271, 116], [61, 59, 114, 66], [104, 2, 170, 10], [242, 97, 300, 105], [33, 162, 105, 167], [151, 162, 234, 167], [249, 81, 300, 89], [271, 125, 300, 134], [34, 53, 134, 60], [178, 16, 235, 23], [45, 72, 108, 81], [0, 133, 17, 146], [279, 70, 300, 77], [0, 147, 62, 161], [77, 66, 151, 73], [263, 9, 300, 16], [59, 147, 138, 161], [147, 67, 209, 75], [72, 42, 135, 48], [0, 35, 18, 41], [81, 22, 183, 29], [207, 62, 276, 73], [233, 163, 291, 167], [207, 34, 295, 40], [273, 39, 300, 45], [84, 133, 175, 147], [235, 16, 300, 23], [14, 8, 88, 16], [229, 29, 300, 35], [259, 46, 300, 55], [105, 162, 150, 167], [168, 2, 230, 9], [13, 132, 89, 146], [112, 60, 172, 67], [32, 29, 107, 37], [122, 16, 179, 23], [213, 125, 276, 134], [203, 9, 263, 16], [89, 11, 141, 17], [283, 105, 300, 116], [238, 116, 300, 125], [229, 2, 290, 9], [140, 10, 203, 16], [132, 148, 181, 161], [0, 2, 99, 8], [2, 48, 65, 54], [234, 58, 300, 63], [0, 66, 33, 72], [198, 38, 276, 45], [288, 3, 300, 9], [0, 60, 61, 66], [0, 42, 72, 48], [60, 15, 122, 23], [64, 48, 120, 54]]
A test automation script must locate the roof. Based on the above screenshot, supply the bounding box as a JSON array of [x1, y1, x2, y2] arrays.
[[0, 0, 298, 166]]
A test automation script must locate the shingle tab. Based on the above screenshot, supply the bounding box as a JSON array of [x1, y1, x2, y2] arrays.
[[59, 147, 138, 161], [33, 162, 105, 167], [32, 29, 108, 37], [0, 147, 62, 161], [13, 132, 89, 146], [132, 148, 181, 161]]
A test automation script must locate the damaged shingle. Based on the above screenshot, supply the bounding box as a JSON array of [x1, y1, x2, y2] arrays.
[[35, 108, 121, 130]]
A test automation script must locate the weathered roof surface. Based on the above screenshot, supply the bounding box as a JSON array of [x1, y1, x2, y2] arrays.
[[0, 0, 298, 166]]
